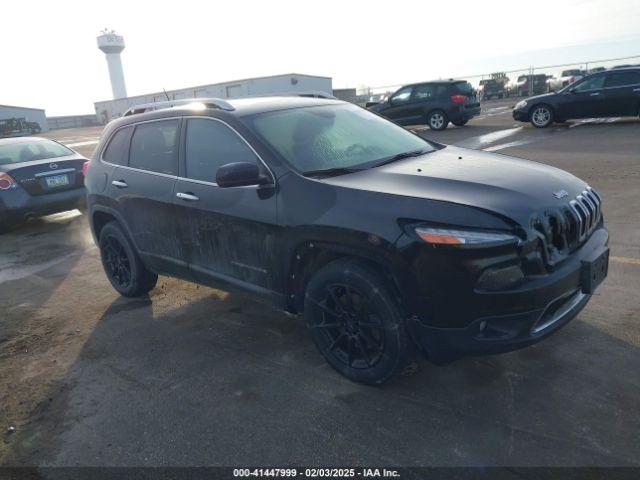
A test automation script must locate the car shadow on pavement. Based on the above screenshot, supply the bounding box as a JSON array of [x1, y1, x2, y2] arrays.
[[5, 283, 640, 467]]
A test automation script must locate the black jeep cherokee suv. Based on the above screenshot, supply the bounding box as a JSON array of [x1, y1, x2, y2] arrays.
[[86, 97, 609, 384], [367, 80, 480, 130]]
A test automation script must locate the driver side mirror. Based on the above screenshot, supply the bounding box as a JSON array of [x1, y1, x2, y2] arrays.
[[216, 162, 271, 188], [568, 87, 576, 94]]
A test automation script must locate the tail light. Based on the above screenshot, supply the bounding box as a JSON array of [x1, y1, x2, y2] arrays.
[[82, 161, 89, 176], [569, 76, 575, 83], [0, 172, 17, 190], [450, 95, 466, 103]]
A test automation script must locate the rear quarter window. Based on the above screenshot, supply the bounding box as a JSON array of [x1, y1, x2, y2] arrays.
[[605, 71, 640, 87], [102, 126, 133, 165], [129, 120, 179, 175], [452, 82, 474, 94]]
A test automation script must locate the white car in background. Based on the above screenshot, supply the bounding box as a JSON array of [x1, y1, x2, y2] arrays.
[[547, 69, 584, 91]]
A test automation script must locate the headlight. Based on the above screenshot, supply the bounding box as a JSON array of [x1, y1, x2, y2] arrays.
[[415, 227, 519, 247], [515, 100, 527, 109]]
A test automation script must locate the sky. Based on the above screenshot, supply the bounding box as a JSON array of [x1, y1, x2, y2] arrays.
[[2, 0, 639, 116]]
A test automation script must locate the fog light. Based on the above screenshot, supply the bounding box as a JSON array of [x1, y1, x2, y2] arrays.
[[476, 265, 524, 291]]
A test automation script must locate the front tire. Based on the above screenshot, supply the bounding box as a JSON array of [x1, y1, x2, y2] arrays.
[[530, 104, 554, 128], [304, 259, 410, 385], [426, 110, 449, 130], [99, 221, 157, 297]]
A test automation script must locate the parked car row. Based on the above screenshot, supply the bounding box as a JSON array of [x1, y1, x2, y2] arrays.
[[513, 66, 640, 128], [366, 79, 480, 130]]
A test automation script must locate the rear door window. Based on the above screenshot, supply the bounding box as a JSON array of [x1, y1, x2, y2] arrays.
[[413, 84, 435, 100], [129, 120, 179, 175], [184, 118, 258, 184], [605, 71, 640, 88], [102, 126, 133, 165]]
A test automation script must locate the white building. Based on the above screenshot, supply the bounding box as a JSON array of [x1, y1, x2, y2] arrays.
[[0, 104, 49, 134], [94, 73, 333, 123]]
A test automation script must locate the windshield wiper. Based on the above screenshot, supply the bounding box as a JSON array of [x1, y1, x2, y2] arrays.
[[302, 166, 364, 178], [370, 148, 431, 168]]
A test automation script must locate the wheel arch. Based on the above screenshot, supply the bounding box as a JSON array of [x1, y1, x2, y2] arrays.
[[91, 206, 138, 250], [285, 241, 408, 316]]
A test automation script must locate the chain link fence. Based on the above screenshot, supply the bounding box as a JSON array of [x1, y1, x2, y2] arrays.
[[354, 54, 640, 104]]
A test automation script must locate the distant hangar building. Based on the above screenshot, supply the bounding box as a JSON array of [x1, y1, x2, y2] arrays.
[[94, 73, 333, 123], [0, 104, 48, 137]]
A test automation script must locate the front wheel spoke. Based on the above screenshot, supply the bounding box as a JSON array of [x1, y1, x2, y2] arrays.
[[347, 338, 354, 366], [343, 287, 355, 311], [328, 288, 345, 313], [358, 322, 383, 329], [307, 296, 341, 318], [329, 333, 346, 351], [359, 329, 378, 349], [313, 322, 341, 329], [355, 337, 371, 367]]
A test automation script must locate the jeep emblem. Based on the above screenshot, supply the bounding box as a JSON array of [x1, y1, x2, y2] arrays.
[[553, 189, 569, 199]]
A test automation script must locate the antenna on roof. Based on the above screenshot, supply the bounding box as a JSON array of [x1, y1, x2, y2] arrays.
[[163, 88, 170, 101]]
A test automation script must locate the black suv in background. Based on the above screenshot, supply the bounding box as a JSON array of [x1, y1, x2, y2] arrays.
[[86, 97, 608, 384], [513, 67, 640, 128], [367, 80, 480, 130]]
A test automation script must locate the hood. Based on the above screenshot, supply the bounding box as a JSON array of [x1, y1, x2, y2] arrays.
[[367, 102, 385, 113], [321, 146, 589, 228], [521, 92, 558, 103]]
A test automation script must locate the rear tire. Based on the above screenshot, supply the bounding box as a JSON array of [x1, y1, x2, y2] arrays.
[[99, 221, 157, 297], [452, 119, 468, 127], [304, 259, 410, 385], [530, 104, 554, 128], [426, 110, 449, 130]]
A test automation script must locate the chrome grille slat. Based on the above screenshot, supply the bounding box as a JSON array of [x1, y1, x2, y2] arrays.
[[541, 187, 602, 265], [582, 193, 597, 229], [585, 188, 600, 219], [565, 186, 601, 243]]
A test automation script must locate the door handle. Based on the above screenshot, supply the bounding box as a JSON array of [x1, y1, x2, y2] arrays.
[[634, 88, 640, 92], [112, 180, 128, 188], [176, 192, 200, 202], [589, 92, 601, 96]]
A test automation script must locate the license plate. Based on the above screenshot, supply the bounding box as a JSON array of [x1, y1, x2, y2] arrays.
[[45, 174, 69, 188], [581, 247, 609, 294]]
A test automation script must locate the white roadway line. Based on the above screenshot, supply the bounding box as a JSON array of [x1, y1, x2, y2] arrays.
[[569, 117, 622, 128], [456, 126, 523, 149], [483, 139, 534, 152]]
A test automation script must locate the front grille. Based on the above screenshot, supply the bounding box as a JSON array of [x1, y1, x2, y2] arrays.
[[568, 187, 602, 242], [533, 186, 602, 265]]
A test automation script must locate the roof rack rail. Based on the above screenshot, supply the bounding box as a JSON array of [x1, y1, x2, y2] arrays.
[[123, 98, 235, 116]]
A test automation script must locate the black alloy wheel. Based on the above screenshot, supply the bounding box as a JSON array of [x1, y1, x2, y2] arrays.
[[310, 283, 385, 370], [102, 235, 132, 289], [99, 221, 157, 297], [304, 259, 409, 384]]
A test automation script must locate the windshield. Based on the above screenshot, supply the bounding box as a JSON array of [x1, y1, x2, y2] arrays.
[[0, 139, 74, 165], [248, 104, 433, 174]]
